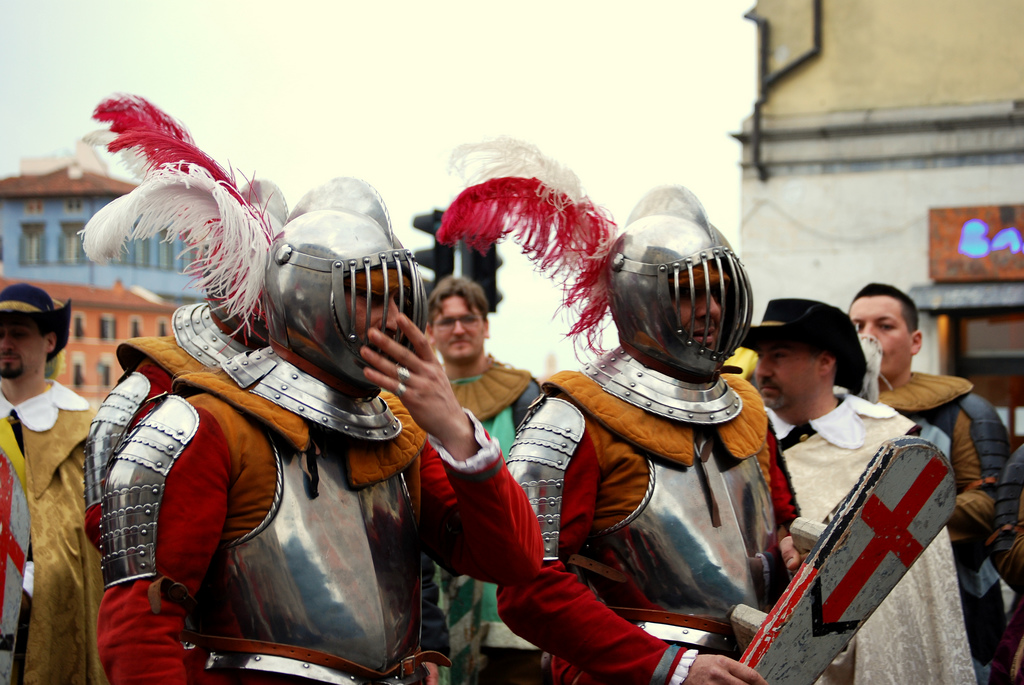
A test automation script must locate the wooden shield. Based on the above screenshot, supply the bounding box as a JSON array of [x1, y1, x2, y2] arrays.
[[0, 451, 30, 682], [740, 437, 955, 684]]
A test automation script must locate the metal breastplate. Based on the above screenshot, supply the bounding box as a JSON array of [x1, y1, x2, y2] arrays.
[[576, 440, 775, 643], [194, 430, 421, 683], [173, 302, 253, 366], [583, 349, 741, 425]]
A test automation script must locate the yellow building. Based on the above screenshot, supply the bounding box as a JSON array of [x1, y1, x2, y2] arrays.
[[736, 0, 1024, 448]]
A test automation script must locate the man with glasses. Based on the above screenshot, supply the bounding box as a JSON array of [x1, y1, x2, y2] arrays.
[[426, 275, 542, 685]]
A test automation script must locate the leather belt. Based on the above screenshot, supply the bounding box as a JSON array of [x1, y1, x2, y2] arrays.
[[611, 606, 735, 637], [180, 631, 451, 680]]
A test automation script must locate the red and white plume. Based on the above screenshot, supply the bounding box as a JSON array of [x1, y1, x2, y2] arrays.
[[80, 94, 274, 329], [439, 137, 618, 355]]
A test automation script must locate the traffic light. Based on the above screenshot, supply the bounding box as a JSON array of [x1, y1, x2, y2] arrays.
[[468, 245, 503, 313], [411, 209, 453, 294]]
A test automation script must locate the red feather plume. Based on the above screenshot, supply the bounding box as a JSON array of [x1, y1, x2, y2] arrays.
[[92, 94, 195, 143], [439, 176, 617, 356]]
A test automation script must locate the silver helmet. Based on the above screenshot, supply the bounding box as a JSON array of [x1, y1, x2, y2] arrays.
[[609, 186, 752, 380], [262, 178, 427, 394]]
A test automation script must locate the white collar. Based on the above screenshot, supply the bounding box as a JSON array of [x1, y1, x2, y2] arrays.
[[768, 394, 897, 450], [0, 381, 91, 432]]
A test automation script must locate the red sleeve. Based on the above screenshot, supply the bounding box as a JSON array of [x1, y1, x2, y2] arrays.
[[97, 407, 231, 685], [135, 360, 175, 396], [767, 432, 799, 528], [417, 443, 543, 586], [496, 434, 675, 685]]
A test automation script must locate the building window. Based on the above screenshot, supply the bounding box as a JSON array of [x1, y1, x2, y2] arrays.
[[64, 198, 83, 214], [20, 224, 44, 264], [73, 313, 86, 339], [158, 230, 177, 270], [24, 199, 43, 215], [72, 353, 86, 388], [100, 315, 117, 341], [59, 223, 87, 263], [129, 238, 151, 267], [130, 317, 142, 338], [157, 318, 169, 337], [97, 359, 112, 388]]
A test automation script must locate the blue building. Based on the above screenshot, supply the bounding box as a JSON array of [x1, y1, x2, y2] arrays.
[[0, 145, 199, 302]]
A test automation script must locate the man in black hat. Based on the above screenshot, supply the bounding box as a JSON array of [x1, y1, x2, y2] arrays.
[[0, 282, 106, 684], [744, 298, 972, 685]]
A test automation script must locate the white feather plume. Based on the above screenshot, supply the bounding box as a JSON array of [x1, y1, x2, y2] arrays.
[[449, 136, 586, 209], [82, 129, 149, 181], [81, 164, 271, 325], [858, 334, 884, 403]]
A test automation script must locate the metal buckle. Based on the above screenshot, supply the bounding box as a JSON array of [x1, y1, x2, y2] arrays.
[[398, 655, 417, 677]]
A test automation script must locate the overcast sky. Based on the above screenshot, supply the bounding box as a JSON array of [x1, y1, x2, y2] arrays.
[[0, 1, 757, 376]]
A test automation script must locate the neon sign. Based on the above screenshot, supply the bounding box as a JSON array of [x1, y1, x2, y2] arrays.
[[958, 218, 1023, 258], [930, 206, 1024, 282]]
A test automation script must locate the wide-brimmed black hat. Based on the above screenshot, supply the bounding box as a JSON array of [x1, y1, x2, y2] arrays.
[[0, 283, 71, 360], [743, 298, 866, 394]]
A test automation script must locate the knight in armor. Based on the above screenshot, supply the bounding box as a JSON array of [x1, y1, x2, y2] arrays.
[[849, 283, 1008, 684], [437, 138, 796, 685], [86, 107, 542, 682]]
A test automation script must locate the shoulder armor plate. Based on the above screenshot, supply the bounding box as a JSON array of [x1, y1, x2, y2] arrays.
[[174, 302, 251, 367], [959, 393, 1010, 492], [992, 444, 1024, 554], [222, 347, 402, 441], [506, 396, 585, 560], [84, 372, 152, 509], [100, 395, 199, 589], [583, 349, 742, 425]]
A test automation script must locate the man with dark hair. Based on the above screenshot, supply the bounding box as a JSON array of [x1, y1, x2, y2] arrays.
[[850, 282, 1007, 684], [746, 298, 973, 685], [426, 275, 542, 685], [0, 283, 106, 683]]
